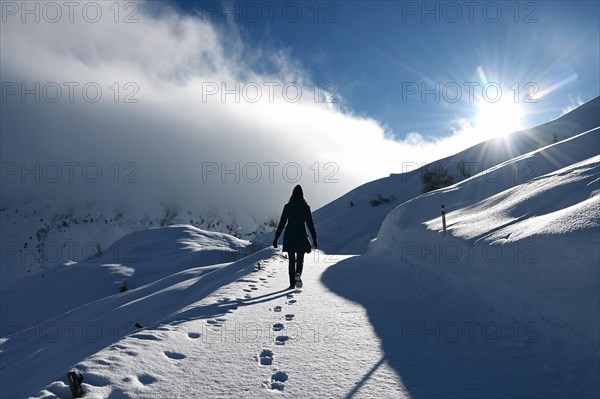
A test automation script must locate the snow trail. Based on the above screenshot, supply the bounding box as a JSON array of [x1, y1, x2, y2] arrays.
[[31, 252, 406, 398]]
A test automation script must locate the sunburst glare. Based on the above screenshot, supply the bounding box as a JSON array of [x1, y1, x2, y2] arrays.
[[474, 98, 524, 139]]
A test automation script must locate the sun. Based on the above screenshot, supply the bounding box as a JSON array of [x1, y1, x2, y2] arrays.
[[475, 99, 524, 139]]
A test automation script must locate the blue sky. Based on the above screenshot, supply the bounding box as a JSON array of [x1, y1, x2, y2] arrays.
[[171, 0, 599, 139]]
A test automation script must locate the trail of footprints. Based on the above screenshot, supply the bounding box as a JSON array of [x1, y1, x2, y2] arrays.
[[198, 261, 300, 391], [120, 330, 193, 363], [127, 260, 299, 394], [239, 260, 301, 391], [65, 260, 289, 397], [80, 334, 172, 395], [193, 261, 304, 393], [260, 289, 302, 391]]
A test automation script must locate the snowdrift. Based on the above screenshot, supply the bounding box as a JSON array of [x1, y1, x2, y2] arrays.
[[0, 225, 267, 399], [370, 127, 600, 342]]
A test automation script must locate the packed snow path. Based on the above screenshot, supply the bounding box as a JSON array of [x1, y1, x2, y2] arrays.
[[30, 251, 402, 398], [31, 249, 597, 399]]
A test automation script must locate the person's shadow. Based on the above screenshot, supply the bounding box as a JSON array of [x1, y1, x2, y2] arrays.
[[167, 288, 292, 325], [321, 254, 599, 399]]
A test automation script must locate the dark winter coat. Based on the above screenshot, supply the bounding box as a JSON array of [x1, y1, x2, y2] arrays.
[[275, 200, 317, 253]]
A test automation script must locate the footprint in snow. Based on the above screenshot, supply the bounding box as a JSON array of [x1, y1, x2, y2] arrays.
[[124, 374, 158, 385], [275, 335, 289, 345], [106, 387, 130, 398], [130, 334, 161, 341], [188, 332, 201, 339], [137, 373, 158, 385], [258, 349, 274, 366], [284, 314, 295, 321], [287, 299, 297, 305], [272, 323, 284, 332], [206, 318, 226, 327], [272, 306, 282, 312], [164, 351, 186, 360], [82, 373, 110, 387], [268, 371, 288, 391]]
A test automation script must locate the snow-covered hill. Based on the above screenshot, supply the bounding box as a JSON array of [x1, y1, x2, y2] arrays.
[[297, 96, 600, 254], [0, 201, 276, 283], [0, 226, 258, 399], [370, 127, 599, 342]]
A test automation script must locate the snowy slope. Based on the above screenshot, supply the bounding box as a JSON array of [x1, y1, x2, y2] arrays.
[[370, 127, 600, 342], [0, 226, 257, 399], [281, 96, 600, 255]]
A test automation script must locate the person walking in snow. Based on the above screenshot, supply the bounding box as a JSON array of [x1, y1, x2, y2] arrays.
[[273, 185, 318, 289]]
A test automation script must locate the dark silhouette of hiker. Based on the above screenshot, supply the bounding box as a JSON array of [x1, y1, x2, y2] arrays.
[[273, 185, 318, 289]]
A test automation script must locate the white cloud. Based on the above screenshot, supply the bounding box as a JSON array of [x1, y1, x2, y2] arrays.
[[0, 0, 492, 223]]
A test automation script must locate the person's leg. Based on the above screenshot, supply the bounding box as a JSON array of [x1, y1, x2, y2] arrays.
[[296, 251, 304, 276], [288, 251, 296, 286]]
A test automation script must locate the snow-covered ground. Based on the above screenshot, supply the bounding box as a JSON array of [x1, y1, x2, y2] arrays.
[[1, 226, 256, 398], [27, 252, 407, 399], [1, 99, 599, 398], [23, 248, 599, 398]]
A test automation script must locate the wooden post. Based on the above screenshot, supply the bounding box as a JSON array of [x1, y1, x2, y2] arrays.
[[441, 204, 447, 236], [67, 371, 84, 398]]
